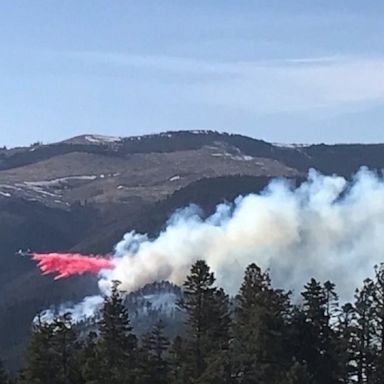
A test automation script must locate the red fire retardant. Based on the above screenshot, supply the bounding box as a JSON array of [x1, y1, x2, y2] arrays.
[[31, 252, 115, 279]]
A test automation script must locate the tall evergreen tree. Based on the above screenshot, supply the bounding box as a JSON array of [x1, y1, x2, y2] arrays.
[[233, 263, 291, 384], [80, 331, 101, 384], [354, 279, 376, 384], [150, 321, 170, 381], [370, 264, 384, 383], [195, 288, 232, 384], [177, 260, 216, 381], [169, 336, 187, 384], [51, 313, 83, 384], [138, 321, 170, 384], [324, 281, 339, 319], [336, 303, 357, 383], [20, 318, 55, 384], [292, 279, 340, 384], [20, 313, 82, 384], [177, 260, 232, 383], [85, 280, 137, 384]]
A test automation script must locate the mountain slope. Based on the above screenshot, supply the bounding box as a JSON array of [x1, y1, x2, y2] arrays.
[[1, 130, 384, 369]]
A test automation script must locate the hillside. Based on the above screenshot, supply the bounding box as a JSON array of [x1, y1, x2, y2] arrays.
[[1, 130, 384, 369]]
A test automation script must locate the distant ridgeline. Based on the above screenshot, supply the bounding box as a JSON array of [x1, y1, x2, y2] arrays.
[[2, 130, 384, 175]]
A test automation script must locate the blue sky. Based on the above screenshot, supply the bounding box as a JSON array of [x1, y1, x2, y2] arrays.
[[1, 1, 384, 147]]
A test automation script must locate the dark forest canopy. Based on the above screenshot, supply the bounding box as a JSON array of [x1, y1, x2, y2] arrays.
[[4, 261, 384, 384]]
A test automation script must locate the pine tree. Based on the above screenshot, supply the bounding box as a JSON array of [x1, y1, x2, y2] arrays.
[[233, 263, 291, 384], [80, 331, 101, 384], [51, 313, 83, 384], [150, 321, 170, 381], [324, 280, 339, 319], [370, 264, 384, 383], [138, 321, 170, 384], [177, 260, 232, 383], [293, 279, 340, 384], [210, 288, 232, 351], [210, 288, 232, 380], [169, 336, 187, 384], [177, 260, 217, 381], [137, 331, 153, 384], [86, 280, 137, 384], [354, 279, 376, 384], [20, 318, 55, 384], [195, 288, 232, 384], [336, 303, 356, 383], [20, 313, 82, 384]]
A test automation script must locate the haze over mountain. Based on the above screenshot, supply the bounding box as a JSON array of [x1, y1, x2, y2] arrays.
[[2, 130, 384, 368]]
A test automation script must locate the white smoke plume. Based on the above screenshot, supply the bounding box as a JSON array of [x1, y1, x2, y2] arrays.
[[42, 167, 384, 322], [96, 167, 384, 300], [38, 295, 104, 323]]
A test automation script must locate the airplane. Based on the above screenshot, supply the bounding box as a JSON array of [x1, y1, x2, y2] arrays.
[[16, 249, 32, 257]]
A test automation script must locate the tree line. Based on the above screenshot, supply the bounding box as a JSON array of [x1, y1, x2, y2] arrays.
[[3, 260, 384, 383]]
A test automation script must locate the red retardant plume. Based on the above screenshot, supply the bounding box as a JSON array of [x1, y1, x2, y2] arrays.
[[31, 252, 115, 279]]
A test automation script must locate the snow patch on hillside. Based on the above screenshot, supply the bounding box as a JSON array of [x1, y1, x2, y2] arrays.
[[211, 152, 254, 161], [24, 175, 97, 188], [273, 142, 308, 148], [190, 129, 213, 135], [19, 184, 57, 197], [85, 135, 122, 144]]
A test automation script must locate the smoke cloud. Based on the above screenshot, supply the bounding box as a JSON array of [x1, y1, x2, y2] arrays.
[[39, 295, 104, 323], [38, 168, 384, 320], [97, 168, 384, 300]]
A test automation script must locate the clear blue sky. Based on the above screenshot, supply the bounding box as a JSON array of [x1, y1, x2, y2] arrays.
[[1, 1, 384, 147]]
